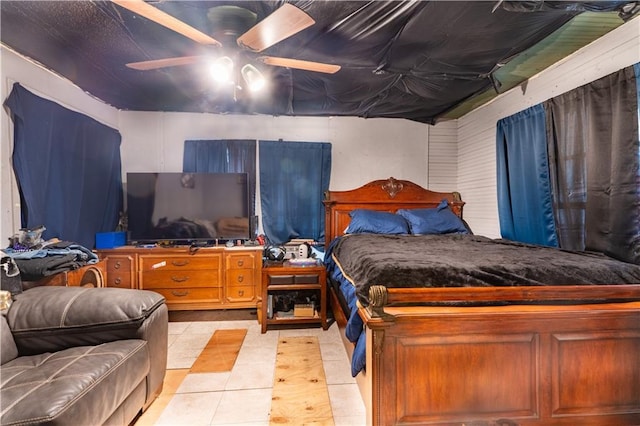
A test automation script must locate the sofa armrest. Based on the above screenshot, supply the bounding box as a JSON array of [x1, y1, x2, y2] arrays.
[[7, 286, 166, 355]]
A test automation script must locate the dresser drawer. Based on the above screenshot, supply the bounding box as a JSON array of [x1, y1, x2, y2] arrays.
[[105, 255, 136, 288], [106, 255, 134, 272], [265, 273, 321, 285], [141, 269, 221, 289], [226, 285, 255, 302], [107, 272, 135, 289], [152, 287, 222, 304], [225, 252, 257, 270], [226, 269, 256, 287], [139, 255, 220, 272]]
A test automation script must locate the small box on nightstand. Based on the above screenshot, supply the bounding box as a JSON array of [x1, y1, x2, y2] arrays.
[[294, 303, 315, 317]]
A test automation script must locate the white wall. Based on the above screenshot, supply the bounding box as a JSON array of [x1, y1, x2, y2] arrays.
[[118, 111, 430, 191], [454, 16, 640, 238], [427, 120, 457, 192]]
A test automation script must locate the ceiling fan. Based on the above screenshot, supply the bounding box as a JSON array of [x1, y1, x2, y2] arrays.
[[113, 0, 341, 84]]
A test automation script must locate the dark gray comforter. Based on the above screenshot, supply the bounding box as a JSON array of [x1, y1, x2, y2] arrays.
[[329, 233, 640, 304]]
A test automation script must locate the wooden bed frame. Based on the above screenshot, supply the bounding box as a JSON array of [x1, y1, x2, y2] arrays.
[[323, 177, 640, 426]]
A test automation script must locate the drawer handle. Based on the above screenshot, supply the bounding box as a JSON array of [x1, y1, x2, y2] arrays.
[[171, 290, 189, 297], [171, 260, 189, 267], [237, 260, 244, 267], [114, 278, 121, 285], [114, 262, 121, 269], [238, 290, 244, 296], [237, 275, 244, 283], [171, 276, 189, 282]]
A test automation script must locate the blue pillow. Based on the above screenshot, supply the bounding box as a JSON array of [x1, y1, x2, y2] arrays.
[[346, 209, 409, 235], [398, 200, 469, 235]]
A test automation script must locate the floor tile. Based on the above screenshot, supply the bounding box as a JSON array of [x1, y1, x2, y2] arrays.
[[155, 391, 222, 425], [168, 322, 191, 335], [225, 361, 275, 390], [170, 333, 215, 351], [327, 383, 366, 418], [235, 342, 278, 365], [182, 321, 220, 334], [167, 333, 179, 347], [210, 388, 272, 425], [320, 339, 349, 361], [167, 352, 199, 369], [323, 359, 356, 385], [334, 415, 367, 426]]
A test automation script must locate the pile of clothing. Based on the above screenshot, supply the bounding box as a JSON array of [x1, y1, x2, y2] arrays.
[[2, 227, 98, 283]]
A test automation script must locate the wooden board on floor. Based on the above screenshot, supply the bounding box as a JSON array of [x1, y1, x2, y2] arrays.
[[270, 336, 334, 425], [190, 329, 247, 373]]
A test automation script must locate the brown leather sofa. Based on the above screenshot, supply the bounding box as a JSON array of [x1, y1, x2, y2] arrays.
[[0, 286, 168, 425]]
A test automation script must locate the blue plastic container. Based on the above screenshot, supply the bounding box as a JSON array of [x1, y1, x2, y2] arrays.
[[95, 231, 126, 249]]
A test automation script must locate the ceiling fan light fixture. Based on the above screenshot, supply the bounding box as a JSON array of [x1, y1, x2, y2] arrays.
[[241, 64, 266, 92], [210, 56, 234, 83]]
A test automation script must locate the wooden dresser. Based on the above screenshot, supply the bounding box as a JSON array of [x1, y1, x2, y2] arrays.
[[95, 245, 262, 311]]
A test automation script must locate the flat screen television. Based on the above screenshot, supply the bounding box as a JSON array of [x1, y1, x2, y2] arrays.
[[126, 172, 250, 244]]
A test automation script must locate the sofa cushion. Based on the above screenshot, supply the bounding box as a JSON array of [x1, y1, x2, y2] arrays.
[[7, 286, 165, 355], [0, 339, 149, 426], [1, 315, 18, 365]]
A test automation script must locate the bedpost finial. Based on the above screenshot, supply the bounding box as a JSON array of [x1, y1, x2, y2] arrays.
[[382, 177, 403, 199], [367, 285, 395, 320]]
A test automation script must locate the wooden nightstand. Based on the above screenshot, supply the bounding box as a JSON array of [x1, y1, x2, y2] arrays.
[[261, 261, 327, 333]]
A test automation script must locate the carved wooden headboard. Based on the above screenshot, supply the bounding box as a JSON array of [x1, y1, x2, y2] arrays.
[[323, 177, 465, 248]]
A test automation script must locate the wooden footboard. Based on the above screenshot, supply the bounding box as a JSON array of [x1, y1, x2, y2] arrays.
[[360, 293, 640, 425]]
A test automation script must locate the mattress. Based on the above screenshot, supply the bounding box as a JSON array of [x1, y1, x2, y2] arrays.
[[329, 233, 640, 306]]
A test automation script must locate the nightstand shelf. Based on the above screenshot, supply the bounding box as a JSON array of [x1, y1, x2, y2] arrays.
[[261, 261, 327, 333]]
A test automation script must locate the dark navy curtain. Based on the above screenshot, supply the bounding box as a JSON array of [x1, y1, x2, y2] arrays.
[[496, 104, 558, 246], [545, 65, 639, 264], [259, 140, 331, 244], [4, 83, 122, 249], [183, 139, 256, 219]]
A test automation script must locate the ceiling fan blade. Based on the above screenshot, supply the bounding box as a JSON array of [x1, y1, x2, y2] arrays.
[[112, 0, 221, 46], [126, 56, 202, 70], [237, 3, 314, 53], [259, 57, 341, 74]]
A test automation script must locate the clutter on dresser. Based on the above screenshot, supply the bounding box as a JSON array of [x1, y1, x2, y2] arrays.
[[3, 226, 99, 283]]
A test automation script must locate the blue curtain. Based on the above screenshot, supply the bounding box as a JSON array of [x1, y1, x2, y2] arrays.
[[4, 83, 122, 249], [496, 104, 558, 246], [183, 139, 256, 219], [259, 140, 331, 244]]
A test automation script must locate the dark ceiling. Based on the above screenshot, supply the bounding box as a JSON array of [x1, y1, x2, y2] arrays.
[[1, 1, 637, 124]]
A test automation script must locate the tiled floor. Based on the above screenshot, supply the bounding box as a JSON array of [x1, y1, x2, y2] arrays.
[[136, 319, 366, 426]]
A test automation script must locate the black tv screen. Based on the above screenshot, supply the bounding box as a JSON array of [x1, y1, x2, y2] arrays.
[[126, 172, 250, 243]]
